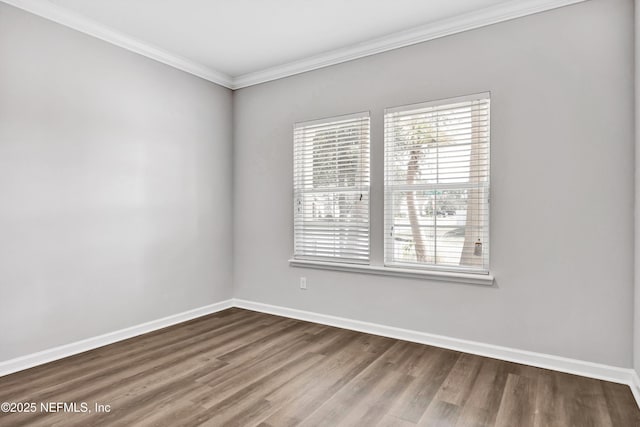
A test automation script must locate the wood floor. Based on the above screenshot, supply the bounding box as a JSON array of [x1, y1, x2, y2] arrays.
[[0, 308, 638, 427]]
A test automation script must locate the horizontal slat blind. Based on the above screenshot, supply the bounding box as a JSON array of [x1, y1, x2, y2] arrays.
[[384, 94, 490, 273], [294, 112, 370, 263]]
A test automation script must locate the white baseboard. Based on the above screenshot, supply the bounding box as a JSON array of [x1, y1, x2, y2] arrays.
[[630, 371, 640, 407], [233, 298, 639, 407], [0, 299, 233, 378]]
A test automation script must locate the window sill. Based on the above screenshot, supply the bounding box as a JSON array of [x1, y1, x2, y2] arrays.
[[288, 259, 494, 286]]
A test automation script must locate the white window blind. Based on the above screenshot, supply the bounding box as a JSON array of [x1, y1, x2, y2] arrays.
[[293, 112, 370, 263], [384, 93, 490, 273]]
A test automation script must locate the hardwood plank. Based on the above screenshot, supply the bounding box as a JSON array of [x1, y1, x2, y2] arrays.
[[188, 328, 350, 408], [601, 380, 640, 427], [286, 338, 403, 427], [566, 375, 613, 427], [532, 369, 564, 427], [258, 335, 394, 426], [183, 352, 327, 426], [388, 347, 460, 423], [455, 357, 509, 427], [494, 373, 536, 427], [296, 360, 398, 426], [432, 353, 483, 407], [376, 414, 418, 427], [338, 372, 414, 426], [419, 400, 461, 426]]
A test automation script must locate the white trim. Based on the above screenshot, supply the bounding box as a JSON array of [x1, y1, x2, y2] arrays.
[[289, 258, 494, 285], [1, 0, 587, 89], [294, 111, 370, 129], [231, 0, 587, 88], [385, 92, 491, 114], [0, 0, 234, 88], [631, 371, 640, 409], [0, 299, 233, 378], [233, 298, 639, 407]]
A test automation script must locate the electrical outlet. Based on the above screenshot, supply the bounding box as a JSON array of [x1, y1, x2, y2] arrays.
[[300, 277, 307, 290]]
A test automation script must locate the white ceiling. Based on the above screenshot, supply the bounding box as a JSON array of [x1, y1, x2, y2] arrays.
[[48, 0, 514, 76], [5, 0, 585, 88]]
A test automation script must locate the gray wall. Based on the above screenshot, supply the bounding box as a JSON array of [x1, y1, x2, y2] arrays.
[[234, 0, 635, 367], [1, 0, 635, 370], [0, 4, 233, 361], [635, 0, 640, 374]]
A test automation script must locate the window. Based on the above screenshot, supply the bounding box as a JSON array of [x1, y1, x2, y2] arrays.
[[384, 93, 490, 273], [293, 112, 370, 263]]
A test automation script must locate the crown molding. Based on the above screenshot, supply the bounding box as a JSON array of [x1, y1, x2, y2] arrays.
[[2, 0, 587, 90], [0, 0, 234, 88], [231, 0, 588, 89]]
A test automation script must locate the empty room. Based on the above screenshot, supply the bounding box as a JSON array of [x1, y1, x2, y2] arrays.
[[1, 0, 639, 425]]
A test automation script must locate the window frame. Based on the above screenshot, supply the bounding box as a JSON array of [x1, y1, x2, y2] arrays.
[[289, 94, 493, 285], [383, 93, 491, 275], [292, 111, 371, 264]]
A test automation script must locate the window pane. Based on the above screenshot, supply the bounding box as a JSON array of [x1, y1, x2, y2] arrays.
[[387, 188, 488, 268], [387, 190, 436, 264], [384, 94, 490, 273], [295, 191, 369, 260], [294, 113, 370, 263]]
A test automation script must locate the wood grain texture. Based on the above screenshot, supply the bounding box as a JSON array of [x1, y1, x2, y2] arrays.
[[0, 308, 637, 426]]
